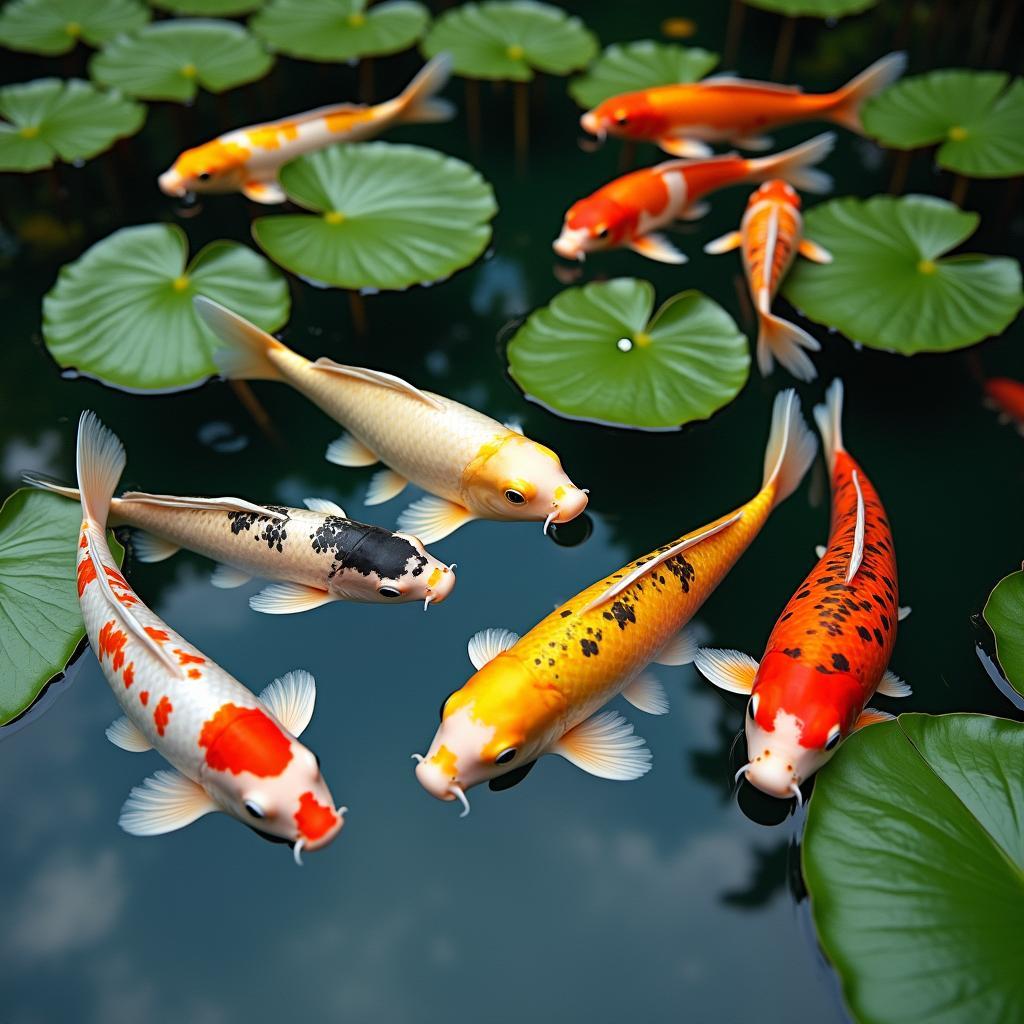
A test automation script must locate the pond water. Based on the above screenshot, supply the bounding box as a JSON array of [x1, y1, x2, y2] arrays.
[[1, 4, 1021, 1023]]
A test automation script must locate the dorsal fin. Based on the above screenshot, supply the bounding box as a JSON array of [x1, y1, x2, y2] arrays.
[[311, 358, 444, 410], [846, 470, 865, 584], [270, 102, 366, 129], [579, 512, 743, 615], [702, 75, 803, 94], [118, 493, 287, 519]]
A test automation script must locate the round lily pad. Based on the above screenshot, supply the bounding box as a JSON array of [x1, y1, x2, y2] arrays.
[[43, 223, 290, 391], [0, 78, 145, 173], [154, 0, 262, 13], [742, 0, 877, 16], [804, 714, 1024, 1024], [983, 570, 1024, 698], [0, 0, 149, 55], [569, 40, 718, 110], [251, 0, 429, 62], [863, 70, 1024, 179], [421, 0, 598, 82], [252, 142, 497, 291], [0, 489, 124, 727], [506, 279, 749, 430], [783, 195, 1023, 354], [89, 19, 274, 102]]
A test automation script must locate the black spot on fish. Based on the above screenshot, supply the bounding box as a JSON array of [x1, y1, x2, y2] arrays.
[[782, 647, 801, 658], [310, 515, 427, 582], [857, 626, 872, 643], [560, 610, 572, 617], [580, 638, 599, 657], [874, 628, 884, 645], [610, 601, 636, 630], [832, 653, 850, 672], [796, 590, 811, 600]]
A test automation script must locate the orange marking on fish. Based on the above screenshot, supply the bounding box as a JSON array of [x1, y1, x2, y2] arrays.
[[199, 703, 293, 777], [145, 627, 169, 644], [294, 791, 337, 841], [79, 534, 88, 548], [154, 696, 173, 736], [430, 744, 458, 777], [77, 556, 97, 596], [98, 619, 128, 673], [247, 125, 283, 150], [123, 663, 134, 688], [188, 668, 202, 680], [174, 139, 250, 180], [427, 567, 443, 589], [325, 107, 375, 133], [139, 690, 149, 706], [173, 649, 205, 666]]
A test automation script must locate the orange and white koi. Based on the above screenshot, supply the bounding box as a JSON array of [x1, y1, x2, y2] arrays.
[[413, 391, 817, 814], [704, 179, 832, 382], [74, 412, 344, 860], [195, 298, 588, 544], [579, 53, 906, 158], [983, 377, 1024, 434], [158, 54, 453, 203], [553, 133, 834, 264], [696, 381, 910, 804]]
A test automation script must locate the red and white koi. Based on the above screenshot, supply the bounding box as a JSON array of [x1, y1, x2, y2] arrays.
[[983, 377, 1024, 435], [74, 412, 344, 860]]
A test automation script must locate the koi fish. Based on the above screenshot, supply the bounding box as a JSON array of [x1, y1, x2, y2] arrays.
[[73, 412, 344, 860], [695, 381, 910, 804], [195, 298, 588, 544], [413, 390, 818, 814], [157, 54, 454, 203], [579, 52, 906, 159], [983, 377, 1024, 434], [26, 443, 454, 615], [704, 179, 832, 383], [553, 132, 834, 264]]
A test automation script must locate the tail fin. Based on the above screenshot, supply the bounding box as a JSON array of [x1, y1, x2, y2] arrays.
[[746, 132, 835, 194], [398, 53, 455, 125], [193, 297, 284, 382], [761, 390, 818, 509], [829, 52, 907, 133], [757, 310, 821, 382], [813, 378, 845, 472], [76, 412, 125, 530], [22, 473, 81, 501]]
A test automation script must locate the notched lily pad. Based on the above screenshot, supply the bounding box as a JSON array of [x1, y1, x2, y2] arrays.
[[0, 0, 149, 55], [154, 0, 262, 14], [783, 194, 1023, 354], [506, 278, 749, 430], [0, 78, 145, 173], [251, 0, 429, 62], [983, 570, 1024, 698], [804, 714, 1024, 1024], [252, 142, 497, 291], [43, 223, 290, 391], [863, 70, 1024, 178], [569, 40, 718, 110], [0, 489, 124, 727], [90, 19, 274, 102], [421, 0, 598, 82], [743, 0, 878, 16]]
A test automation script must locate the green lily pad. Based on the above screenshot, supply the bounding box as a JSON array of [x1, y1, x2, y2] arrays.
[[506, 279, 749, 430], [803, 714, 1024, 1024], [43, 223, 290, 391], [251, 0, 429, 62], [983, 570, 1024, 698], [742, 0, 878, 16], [90, 19, 273, 102], [569, 40, 718, 110], [783, 195, 1023, 354], [863, 70, 1024, 178], [154, 0, 262, 13], [421, 0, 598, 82], [0, 489, 124, 727], [252, 142, 496, 291], [0, 78, 145, 173], [0, 0, 149, 55]]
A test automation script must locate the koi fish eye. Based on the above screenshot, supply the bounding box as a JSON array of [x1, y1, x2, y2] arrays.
[[748, 693, 759, 720], [244, 799, 265, 819], [197, 171, 211, 182], [824, 725, 842, 751], [504, 488, 527, 505], [615, 114, 628, 126], [378, 585, 402, 598], [495, 748, 517, 765], [595, 226, 609, 239]]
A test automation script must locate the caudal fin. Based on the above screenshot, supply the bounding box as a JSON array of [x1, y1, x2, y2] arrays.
[[761, 390, 818, 509], [757, 309, 821, 382], [193, 297, 284, 382], [398, 53, 455, 125], [829, 52, 907, 133], [22, 473, 81, 501], [813, 378, 846, 472], [76, 412, 126, 529], [746, 132, 835, 194]]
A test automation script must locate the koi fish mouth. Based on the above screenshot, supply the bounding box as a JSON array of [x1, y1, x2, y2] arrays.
[[158, 169, 187, 198], [411, 753, 471, 817], [735, 761, 804, 808], [423, 563, 457, 611], [579, 111, 605, 141], [553, 229, 589, 261], [543, 488, 589, 534]]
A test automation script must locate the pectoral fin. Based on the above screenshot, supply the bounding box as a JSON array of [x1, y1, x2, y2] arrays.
[[489, 760, 537, 791], [467, 627, 520, 669], [853, 707, 896, 730], [242, 179, 286, 204], [118, 770, 218, 836], [876, 669, 912, 699], [798, 238, 833, 264], [365, 468, 408, 506], [259, 669, 316, 736], [657, 136, 713, 158], [325, 432, 379, 468], [628, 232, 688, 264], [131, 530, 181, 564], [704, 230, 742, 255], [106, 716, 152, 753], [552, 710, 652, 781], [249, 583, 338, 615], [734, 134, 774, 151], [815, 544, 827, 559], [303, 497, 347, 517], [677, 201, 711, 222], [210, 563, 253, 589], [621, 672, 669, 715], [396, 496, 476, 543], [654, 624, 701, 666], [898, 606, 912, 621], [693, 648, 759, 694]]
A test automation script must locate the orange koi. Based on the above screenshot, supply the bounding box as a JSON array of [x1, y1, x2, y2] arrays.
[[984, 377, 1024, 434]]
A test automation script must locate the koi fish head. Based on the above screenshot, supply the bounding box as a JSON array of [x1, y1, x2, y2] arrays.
[[749, 179, 801, 210], [553, 195, 631, 261], [346, 529, 455, 608], [464, 434, 588, 530], [580, 94, 662, 142], [158, 140, 248, 197]]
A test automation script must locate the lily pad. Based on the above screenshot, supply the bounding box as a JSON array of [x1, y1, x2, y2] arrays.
[[0, 0, 149, 55], [421, 0, 598, 82], [742, 0, 878, 16], [569, 40, 718, 110], [43, 223, 290, 391], [252, 142, 496, 291], [803, 714, 1024, 1024], [506, 279, 749, 430], [783, 195, 1023, 354], [154, 0, 262, 14], [89, 19, 273, 102], [0, 489, 124, 727], [983, 570, 1024, 698], [251, 0, 429, 62], [863, 71, 1024, 178], [0, 78, 145, 173]]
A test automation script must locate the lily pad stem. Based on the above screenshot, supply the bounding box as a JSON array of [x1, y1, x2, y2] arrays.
[[229, 380, 284, 449], [950, 174, 969, 207], [771, 16, 796, 81], [359, 58, 374, 104], [348, 290, 367, 336], [724, 0, 746, 66], [514, 80, 529, 175], [465, 79, 481, 152], [888, 150, 911, 195]]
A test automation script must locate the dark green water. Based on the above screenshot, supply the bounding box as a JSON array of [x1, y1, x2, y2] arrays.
[[1, 4, 1021, 1022]]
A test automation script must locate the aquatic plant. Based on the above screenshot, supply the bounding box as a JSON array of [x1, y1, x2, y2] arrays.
[[0, 490, 124, 726], [983, 570, 1024, 698], [0, 78, 145, 172], [43, 224, 290, 391], [743, 0, 877, 15], [0, 0, 149, 56], [251, 142, 497, 291], [155, 0, 262, 14], [90, 19, 274, 102], [783, 194, 1023, 354], [506, 279, 749, 430], [250, 0, 429, 63]]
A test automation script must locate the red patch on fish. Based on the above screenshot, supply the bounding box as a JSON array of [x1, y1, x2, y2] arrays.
[[139, 690, 149, 706], [154, 696, 173, 736], [98, 619, 128, 672], [294, 791, 337, 841], [174, 649, 205, 666], [77, 556, 97, 596], [104, 566, 138, 606], [187, 668, 202, 680], [123, 663, 134, 688], [145, 627, 169, 644], [199, 703, 293, 777], [79, 534, 88, 549]]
